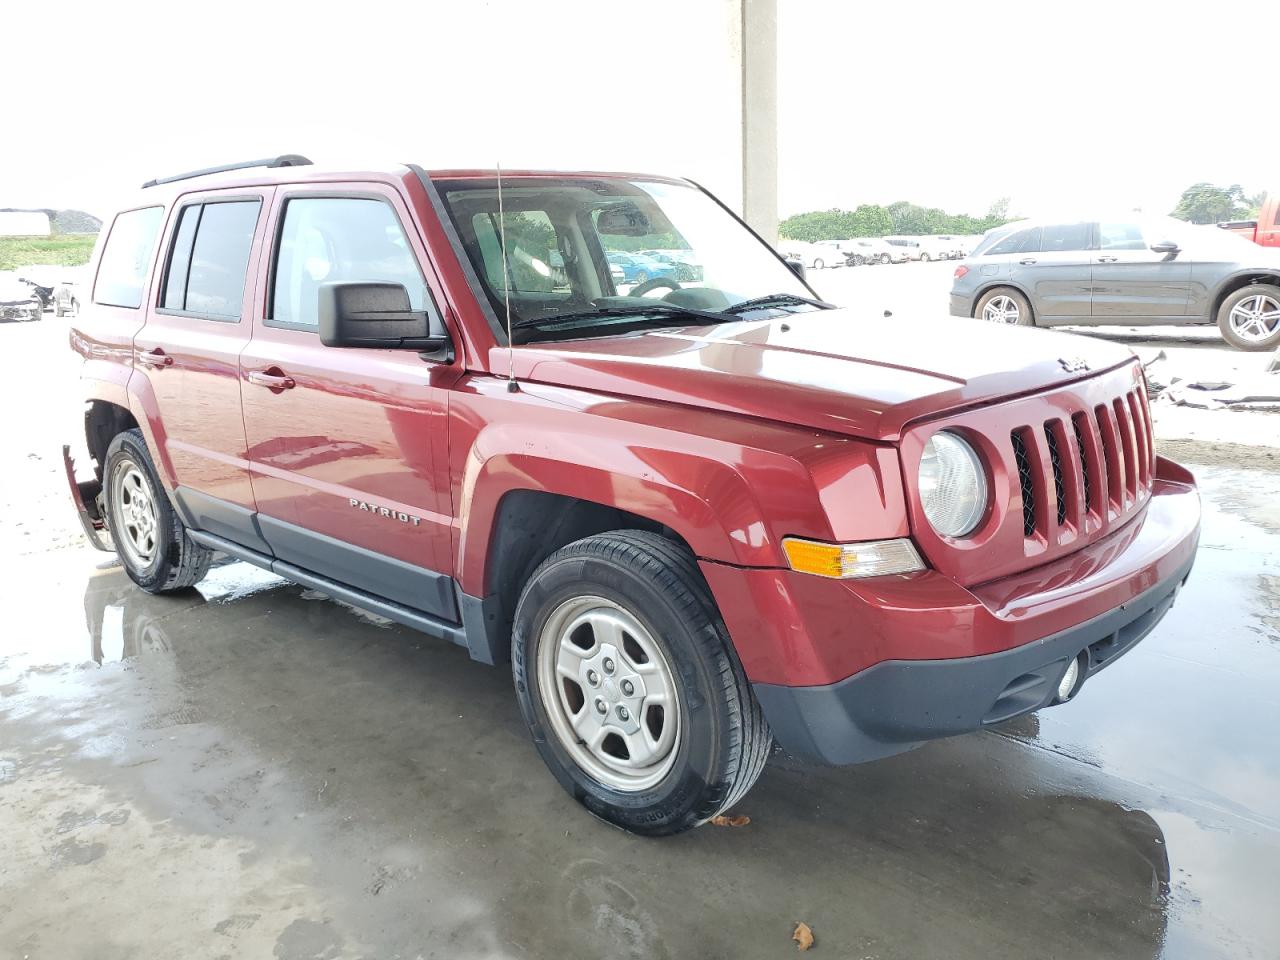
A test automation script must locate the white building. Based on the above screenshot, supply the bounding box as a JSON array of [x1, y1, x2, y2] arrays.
[[0, 211, 52, 237]]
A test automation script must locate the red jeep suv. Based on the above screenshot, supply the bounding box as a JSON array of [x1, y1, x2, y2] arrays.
[[64, 156, 1201, 835]]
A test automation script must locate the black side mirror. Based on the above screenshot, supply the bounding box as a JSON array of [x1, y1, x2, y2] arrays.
[[318, 281, 449, 353], [1150, 240, 1180, 255], [786, 259, 807, 281]]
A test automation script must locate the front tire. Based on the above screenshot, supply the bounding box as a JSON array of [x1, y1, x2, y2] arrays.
[[512, 531, 771, 836], [1217, 284, 1280, 351], [975, 287, 1035, 326], [103, 429, 213, 593]]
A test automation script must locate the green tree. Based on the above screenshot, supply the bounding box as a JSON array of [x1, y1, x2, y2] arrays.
[[1170, 183, 1254, 224]]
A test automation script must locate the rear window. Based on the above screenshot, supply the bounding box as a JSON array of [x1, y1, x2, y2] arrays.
[[1040, 223, 1091, 252], [93, 206, 165, 308]]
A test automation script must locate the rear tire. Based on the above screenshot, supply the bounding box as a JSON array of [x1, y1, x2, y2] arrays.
[[1217, 284, 1280, 351], [103, 429, 213, 593], [975, 287, 1035, 326], [921, 252, 931, 262], [512, 530, 771, 836]]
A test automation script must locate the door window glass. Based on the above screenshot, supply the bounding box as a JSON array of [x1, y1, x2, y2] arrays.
[[272, 198, 428, 328], [1040, 223, 1090, 252], [1099, 222, 1146, 251], [987, 226, 1042, 256], [183, 201, 261, 317], [161, 205, 201, 309], [93, 206, 165, 308]]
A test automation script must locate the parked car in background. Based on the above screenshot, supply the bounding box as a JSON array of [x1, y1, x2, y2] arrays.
[[0, 273, 44, 322], [950, 215, 1280, 350], [605, 251, 679, 284], [641, 250, 704, 282], [850, 238, 907, 265], [884, 237, 921, 261], [53, 277, 83, 317], [1216, 193, 1279, 249]]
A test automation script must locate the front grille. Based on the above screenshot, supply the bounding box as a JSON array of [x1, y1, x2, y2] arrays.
[[1010, 384, 1153, 542], [1010, 429, 1036, 537]]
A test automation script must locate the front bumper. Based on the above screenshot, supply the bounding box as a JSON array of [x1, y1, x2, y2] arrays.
[[701, 457, 1200, 765], [752, 548, 1193, 764]]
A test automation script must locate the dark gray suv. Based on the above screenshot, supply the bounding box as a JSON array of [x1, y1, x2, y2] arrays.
[[949, 216, 1280, 351]]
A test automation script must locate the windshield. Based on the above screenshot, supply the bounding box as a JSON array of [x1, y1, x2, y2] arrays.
[[436, 176, 812, 341]]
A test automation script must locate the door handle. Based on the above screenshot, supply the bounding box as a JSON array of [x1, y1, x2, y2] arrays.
[[247, 368, 296, 391], [1097, 256, 1119, 263], [138, 348, 173, 368], [1018, 258, 1038, 265]]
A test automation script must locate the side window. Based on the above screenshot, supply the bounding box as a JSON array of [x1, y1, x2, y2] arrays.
[[1040, 223, 1090, 253], [160, 200, 261, 318], [272, 198, 429, 328], [161, 205, 200, 309], [987, 226, 1042, 256], [1099, 222, 1146, 251], [94, 206, 165, 308], [471, 210, 560, 294]]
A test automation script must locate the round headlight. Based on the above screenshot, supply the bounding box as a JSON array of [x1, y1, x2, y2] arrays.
[[918, 432, 987, 538]]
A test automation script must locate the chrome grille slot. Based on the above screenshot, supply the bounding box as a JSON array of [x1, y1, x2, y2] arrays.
[[1010, 428, 1037, 538], [1113, 396, 1138, 503], [1095, 403, 1123, 513], [1072, 412, 1095, 516], [1043, 422, 1067, 527]]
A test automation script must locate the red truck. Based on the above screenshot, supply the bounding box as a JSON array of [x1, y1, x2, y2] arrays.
[[64, 156, 1201, 835], [1218, 193, 1280, 247]]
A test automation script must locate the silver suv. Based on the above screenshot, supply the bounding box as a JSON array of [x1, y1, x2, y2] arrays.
[[949, 216, 1280, 351]]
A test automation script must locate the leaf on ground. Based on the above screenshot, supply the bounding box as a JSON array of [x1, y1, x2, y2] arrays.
[[709, 814, 751, 827], [792, 921, 815, 951]]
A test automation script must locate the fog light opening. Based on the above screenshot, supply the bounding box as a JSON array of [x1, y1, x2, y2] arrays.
[[1054, 653, 1087, 703]]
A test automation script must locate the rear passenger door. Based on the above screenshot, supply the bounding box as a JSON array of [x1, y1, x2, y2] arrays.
[[1090, 221, 1190, 320], [1014, 222, 1093, 320], [239, 184, 462, 621], [133, 190, 272, 550]]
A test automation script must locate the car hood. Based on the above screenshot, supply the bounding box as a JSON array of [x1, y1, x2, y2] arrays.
[[513, 308, 1135, 441]]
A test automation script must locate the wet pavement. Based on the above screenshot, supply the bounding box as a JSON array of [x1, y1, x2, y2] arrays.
[[2, 464, 1278, 959]]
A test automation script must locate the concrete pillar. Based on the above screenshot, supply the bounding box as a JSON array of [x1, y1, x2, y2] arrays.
[[727, 0, 779, 244]]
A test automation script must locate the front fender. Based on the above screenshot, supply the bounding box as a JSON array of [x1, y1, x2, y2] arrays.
[[450, 378, 909, 595]]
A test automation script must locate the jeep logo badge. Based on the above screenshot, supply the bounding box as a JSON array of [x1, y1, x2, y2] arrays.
[[1058, 356, 1090, 373]]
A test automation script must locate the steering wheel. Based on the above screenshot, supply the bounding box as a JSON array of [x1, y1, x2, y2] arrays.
[[629, 276, 681, 298]]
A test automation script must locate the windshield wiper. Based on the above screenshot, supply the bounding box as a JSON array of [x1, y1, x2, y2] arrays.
[[511, 303, 740, 332], [724, 292, 834, 314]]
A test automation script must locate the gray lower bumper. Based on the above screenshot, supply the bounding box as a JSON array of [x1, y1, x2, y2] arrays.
[[753, 551, 1195, 765]]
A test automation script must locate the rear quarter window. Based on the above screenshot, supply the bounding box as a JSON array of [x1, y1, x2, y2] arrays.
[[93, 206, 165, 308]]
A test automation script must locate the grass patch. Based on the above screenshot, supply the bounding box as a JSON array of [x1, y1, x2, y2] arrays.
[[0, 235, 97, 272]]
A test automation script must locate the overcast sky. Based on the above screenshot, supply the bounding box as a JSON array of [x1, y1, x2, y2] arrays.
[[4, 0, 1276, 222]]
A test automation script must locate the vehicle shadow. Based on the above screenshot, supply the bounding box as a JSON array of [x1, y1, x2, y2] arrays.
[[78, 563, 1171, 960]]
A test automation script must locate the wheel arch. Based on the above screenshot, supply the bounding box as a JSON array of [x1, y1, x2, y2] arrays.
[[85, 399, 140, 479], [1209, 271, 1280, 322]]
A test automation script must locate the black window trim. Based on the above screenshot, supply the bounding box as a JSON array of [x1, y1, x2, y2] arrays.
[[92, 204, 167, 310], [154, 194, 265, 324], [264, 190, 442, 335]]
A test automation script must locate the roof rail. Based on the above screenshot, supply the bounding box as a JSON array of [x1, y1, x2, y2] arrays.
[[141, 154, 313, 189]]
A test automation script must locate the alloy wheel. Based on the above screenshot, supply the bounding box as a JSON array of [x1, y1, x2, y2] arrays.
[[982, 295, 1020, 324], [536, 595, 681, 792], [111, 459, 159, 567], [1227, 294, 1280, 343]]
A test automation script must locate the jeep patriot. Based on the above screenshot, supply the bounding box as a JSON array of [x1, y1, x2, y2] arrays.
[[64, 155, 1201, 835]]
